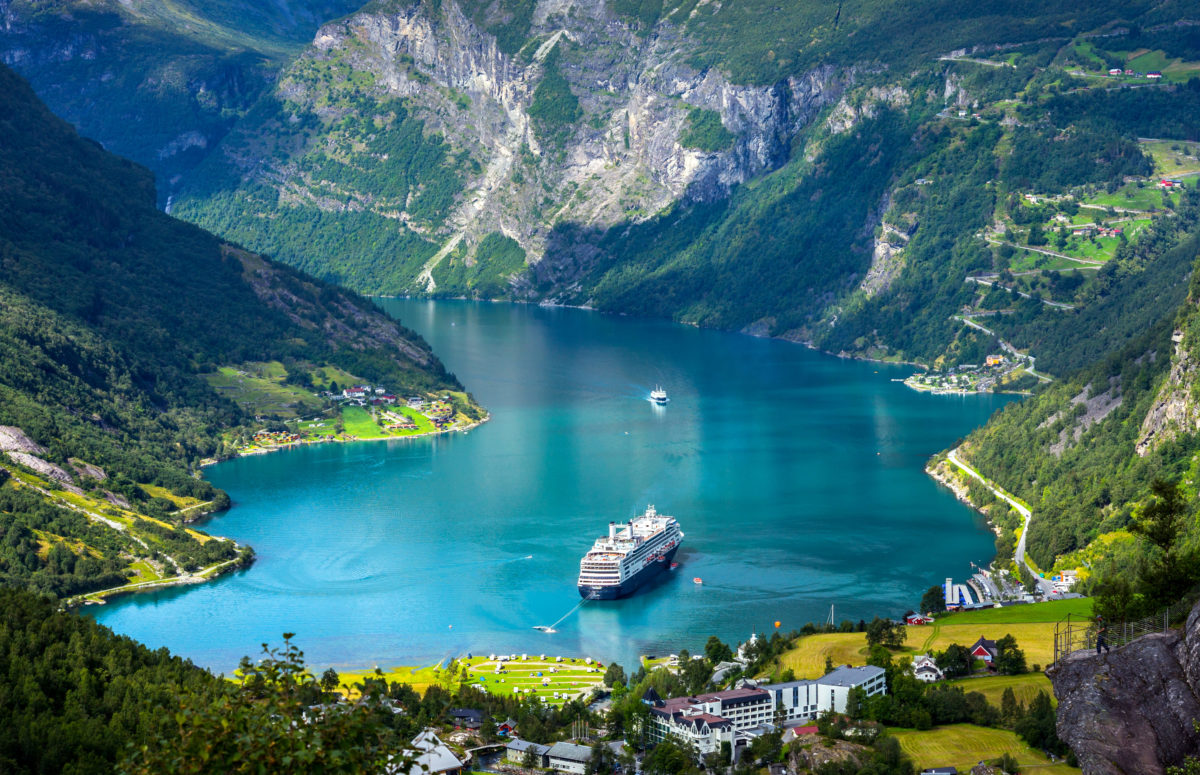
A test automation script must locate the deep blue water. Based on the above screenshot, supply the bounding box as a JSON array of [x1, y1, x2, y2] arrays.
[[88, 300, 1014, 674]]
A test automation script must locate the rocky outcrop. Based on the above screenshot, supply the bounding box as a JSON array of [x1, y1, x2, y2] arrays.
[[1137, 331, 1200, 456], [1049, 599, 1200, 774], [0, 425, 45, 455]]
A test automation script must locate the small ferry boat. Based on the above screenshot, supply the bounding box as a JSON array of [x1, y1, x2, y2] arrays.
[[650, 386, 669, 404]]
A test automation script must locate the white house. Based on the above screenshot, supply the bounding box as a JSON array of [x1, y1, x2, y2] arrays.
[[546, 742, 596, 774], [401, 730, 463, 775], [506, 738, 550, 768], [909, 655, 944, 683]]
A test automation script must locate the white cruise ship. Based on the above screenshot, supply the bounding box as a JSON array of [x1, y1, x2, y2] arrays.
[[577, 506, 684, 599]]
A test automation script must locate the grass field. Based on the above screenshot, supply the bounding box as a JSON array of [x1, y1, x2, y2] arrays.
[[1144, 140, 1200, 177], [777, 600, 1089, 678], [893, 724, 1079, 773], [941, 598, 1092, 624], [340, 405, 393, 439], [334, 655, 605, 706], [140, 483, 205, 510], [1086, 185, 1179, 212], [947, 673, 1055, 708], [1126, 49, 1200, 83], [205, 364, 323, 418]]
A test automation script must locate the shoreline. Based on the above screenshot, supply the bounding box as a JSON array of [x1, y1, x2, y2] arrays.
[[87, 416, 491, 608], [65, 551, 253, 610], [199, 414, 491, 468]]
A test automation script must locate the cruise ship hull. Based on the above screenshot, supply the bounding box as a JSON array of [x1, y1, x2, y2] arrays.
[[578, 545, 680, 600]]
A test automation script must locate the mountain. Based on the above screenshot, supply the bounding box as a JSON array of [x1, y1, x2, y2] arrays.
[[8, 0, 1200, 598], [0, 63, 477, 600], [163, 0, 1193, 343], [0, 0, 365, 204]]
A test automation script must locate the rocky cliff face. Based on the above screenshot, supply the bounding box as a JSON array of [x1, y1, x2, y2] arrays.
[[1137, 330, 1200, 456], [1049, 600, 1200, 775], [191, 0, 853, 292]]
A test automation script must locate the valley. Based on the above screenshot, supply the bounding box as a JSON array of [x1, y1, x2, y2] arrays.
[[2, 1, 1200, 773]]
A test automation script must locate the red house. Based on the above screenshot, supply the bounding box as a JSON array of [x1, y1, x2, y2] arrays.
[[970, 637, 999, 663], [906, 613, 934, 626]]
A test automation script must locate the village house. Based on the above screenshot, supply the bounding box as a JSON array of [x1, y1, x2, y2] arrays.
[[448, 708, 482, 729], [970, 636, 1000, 664], [906, 612, 935, 626], [1147, 71, 1163, 79], [505, 739, 550, 768], [910, 654, 945, 683], [546, 742, 595, 774], [401, 730, 464, 775], [497, 718, 518, 737]]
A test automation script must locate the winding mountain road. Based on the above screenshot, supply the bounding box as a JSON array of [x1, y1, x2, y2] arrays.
[[946, 448, 1055, 597]]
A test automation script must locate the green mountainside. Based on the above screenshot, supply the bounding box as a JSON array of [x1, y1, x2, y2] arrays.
[[6, 0, 1200, 609], [0, 63, 474, 600], [0, 0, 364, 203], [162, 0, 1200, 597]]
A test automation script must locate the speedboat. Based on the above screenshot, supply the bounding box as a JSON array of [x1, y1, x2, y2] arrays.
[[650, 386, 669, 404]]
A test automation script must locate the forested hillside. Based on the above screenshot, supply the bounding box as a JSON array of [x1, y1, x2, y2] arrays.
[[0, 64, 474, 599], [8, 0, 1200, 598], [0, 0, 364, 203]]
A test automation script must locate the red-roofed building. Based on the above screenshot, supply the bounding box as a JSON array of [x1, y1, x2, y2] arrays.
[[970, 637, 999, 663]]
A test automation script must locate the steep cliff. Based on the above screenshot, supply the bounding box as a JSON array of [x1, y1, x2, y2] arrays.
[[1050, 600, 1200, 775], [174, 0, 856, 299]]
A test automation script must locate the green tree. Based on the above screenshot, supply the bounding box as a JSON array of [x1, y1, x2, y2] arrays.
[[121, 635, 405, 774], [642, 738, 694, 775], [604, 662, 628, 689], [844, 686, 867, 720], [937, 644, 973, 678], [1000, 686, 1022, 724], [995, 634, 1028, 675], [921, 585, 947, 615], [866, 617, 906, 649], [1131, 478, 1200, 605], [587, 740, 615, 775], [320, 667, 340, 693], [705, 636, 734, 664]]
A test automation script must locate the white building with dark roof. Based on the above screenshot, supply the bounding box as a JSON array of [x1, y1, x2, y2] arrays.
[[646, 687, 772, 754], [648, 667, 888, 757], [505, 738, 550, 768], [546, 742, 595, 774], [402, 730, 464, 775]]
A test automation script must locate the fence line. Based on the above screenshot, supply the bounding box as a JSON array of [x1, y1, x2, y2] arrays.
[[1053, 600, 1190, 666]]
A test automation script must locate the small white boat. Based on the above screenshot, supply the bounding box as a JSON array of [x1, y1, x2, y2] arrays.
[[650, 386, 669, 404], [533, 625, 558, 633]]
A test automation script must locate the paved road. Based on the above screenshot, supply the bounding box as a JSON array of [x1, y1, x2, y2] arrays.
[[946, 449, 1055, 597], [985, 238, 1104, 268], [965, 276, 1076, 310]]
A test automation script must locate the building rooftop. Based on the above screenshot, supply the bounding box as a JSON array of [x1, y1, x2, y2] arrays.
[[408, 729, 464, 775], [506, 738, 550, 755], [547, 742, 594, 762], [819, 665, 886, 688]]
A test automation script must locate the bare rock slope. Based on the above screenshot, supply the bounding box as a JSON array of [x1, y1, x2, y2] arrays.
[[1049, 601, 1200, 775]]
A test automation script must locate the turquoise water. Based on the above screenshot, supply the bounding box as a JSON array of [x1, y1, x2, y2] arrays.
[[89, 300, 1014, 674]]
